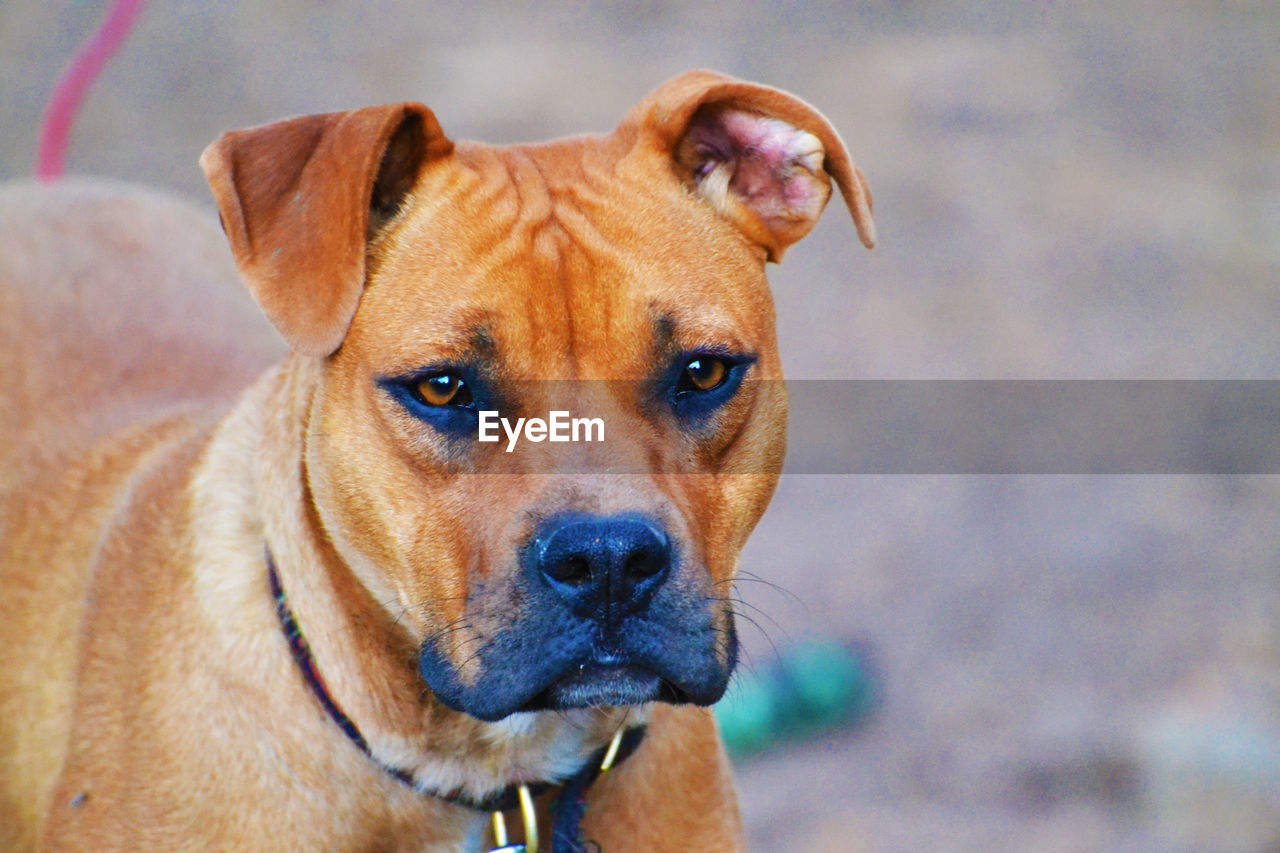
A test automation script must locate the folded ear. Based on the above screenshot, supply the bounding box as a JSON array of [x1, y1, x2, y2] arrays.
[[622, 69, 875, 261], [200, 103, 452, 357]]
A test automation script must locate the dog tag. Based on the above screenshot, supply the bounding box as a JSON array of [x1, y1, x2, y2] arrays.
[[489, 783, 538, 853]]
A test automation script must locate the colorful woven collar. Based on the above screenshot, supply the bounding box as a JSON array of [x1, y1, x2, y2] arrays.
[[265, 550, 645, 848]]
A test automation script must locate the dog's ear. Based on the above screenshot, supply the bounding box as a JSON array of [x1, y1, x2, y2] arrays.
[[622, 70, 875, 261], [200, 103, 452, 357]]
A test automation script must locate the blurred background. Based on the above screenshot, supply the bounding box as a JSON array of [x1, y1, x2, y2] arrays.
[[3, 2, 1279, 850]]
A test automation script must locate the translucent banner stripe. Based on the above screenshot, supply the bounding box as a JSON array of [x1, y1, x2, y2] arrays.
[[378, 381, 1280, 475]]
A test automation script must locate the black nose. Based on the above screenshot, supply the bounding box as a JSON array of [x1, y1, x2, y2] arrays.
[[529, 514, 672, 619]]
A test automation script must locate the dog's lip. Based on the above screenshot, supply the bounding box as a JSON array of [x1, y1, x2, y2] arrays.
[[418, 609, 737, 720], [519, 661, 683, 712]]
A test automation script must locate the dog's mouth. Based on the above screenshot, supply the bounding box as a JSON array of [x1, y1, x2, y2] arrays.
[[417, 542, 737, 722], [418, 612, 735, 722], [518, 661, 690, 713]]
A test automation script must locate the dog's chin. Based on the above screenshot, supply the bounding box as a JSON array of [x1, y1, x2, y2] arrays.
[[519, 663, 687, 713]]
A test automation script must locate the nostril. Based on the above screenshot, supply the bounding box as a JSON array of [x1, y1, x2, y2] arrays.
[[545, 554, 593, 586], [624, 548, 664, 579]]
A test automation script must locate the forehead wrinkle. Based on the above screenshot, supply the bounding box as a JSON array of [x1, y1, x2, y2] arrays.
[[536, 147, 763, 374], [370, 145, 578, 379], [500, 147, 557, 233], [552, 211, 758, 380], [538, 139, 706, 354], [499, 145, 585, 379], [532, 193, 651, 378]]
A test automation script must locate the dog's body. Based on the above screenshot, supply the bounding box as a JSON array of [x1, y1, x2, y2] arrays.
[[0, 71, 873, 851]]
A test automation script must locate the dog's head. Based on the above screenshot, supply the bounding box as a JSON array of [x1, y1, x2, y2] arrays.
[[202, 71, 873, 722]]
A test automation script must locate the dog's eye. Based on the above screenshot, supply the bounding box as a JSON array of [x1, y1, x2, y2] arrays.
[[414, 373, 473, 407], [678, 356, 729, 394], [665, 350, 754, 425]]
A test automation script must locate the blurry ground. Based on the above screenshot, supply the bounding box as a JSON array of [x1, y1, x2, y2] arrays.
[[4, 2, 1279, 850]]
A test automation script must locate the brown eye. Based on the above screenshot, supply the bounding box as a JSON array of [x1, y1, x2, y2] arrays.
[[681, 356, 728, 393], [415, 374, 471, 407]]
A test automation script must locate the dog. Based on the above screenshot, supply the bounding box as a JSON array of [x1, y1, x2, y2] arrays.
[[0, 70, 874, 851]]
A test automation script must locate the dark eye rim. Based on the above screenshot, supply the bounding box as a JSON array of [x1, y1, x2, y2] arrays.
[[666, 349, 755, 420], [378, 364, 495, 437]]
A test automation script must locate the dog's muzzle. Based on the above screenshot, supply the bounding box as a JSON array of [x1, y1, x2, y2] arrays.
[[418, 513, 737, 721]]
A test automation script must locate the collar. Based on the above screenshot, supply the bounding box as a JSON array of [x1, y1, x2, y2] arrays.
[[266, 550, 645, 848]]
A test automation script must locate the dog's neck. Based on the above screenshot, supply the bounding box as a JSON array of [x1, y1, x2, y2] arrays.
[[210, 355, 642, 800], [267, 547, 646, 811]]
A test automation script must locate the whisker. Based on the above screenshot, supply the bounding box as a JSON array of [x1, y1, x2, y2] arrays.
[[716, 570, 806, 611], [716, 600, 785, 669], [723, 593, 790, 640]]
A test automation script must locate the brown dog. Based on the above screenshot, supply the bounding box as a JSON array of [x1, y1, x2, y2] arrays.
[[0, 70, 874, 851]]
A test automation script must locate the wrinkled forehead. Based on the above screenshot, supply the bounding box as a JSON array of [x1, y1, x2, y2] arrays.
[[349, 138, 778, 379]]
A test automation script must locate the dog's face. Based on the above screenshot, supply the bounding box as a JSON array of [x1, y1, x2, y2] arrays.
[[312, 140, 789, 720], [202, 71, 874, 722]]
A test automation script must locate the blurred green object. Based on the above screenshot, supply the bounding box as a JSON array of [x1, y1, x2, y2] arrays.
[[714, 638, 877, 759]]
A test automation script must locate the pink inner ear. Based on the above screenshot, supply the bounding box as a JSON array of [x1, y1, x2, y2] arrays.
[[685, 108, 829, 226]]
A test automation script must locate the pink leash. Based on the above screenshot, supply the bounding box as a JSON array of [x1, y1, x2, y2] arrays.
[[35, 0, 147, 182]]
